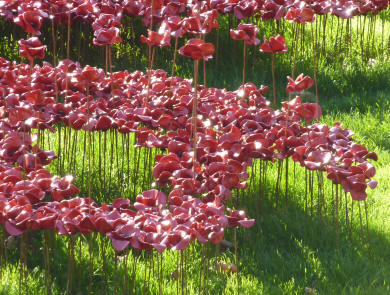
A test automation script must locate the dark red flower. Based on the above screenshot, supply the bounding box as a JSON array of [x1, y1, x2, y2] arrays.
[[219, 125, 241, 143], [95, 115, 113, 131], [286, 74, 314, 93], [162, 16, 185, 38], [165, 231, 192, 250], [93, 27, 122, 46], [134, 189, 167, 211], [234, 0, 257, 19], [182, 9, 219, 35], [230, 23, 260, 46], [28, 168, 52, 191], [5, 203, 32, 236], [296, 103, 322, 122], [13, 180, 45, 204], [262, 1, 286, 20], [68, 111, 88, 130], [18, 37, 46, 61], [179, 39, 215, 61], [153, 154, 182, 185], [124, 0, 144, 16], [226, 209, 255, 228], [140, 29, 171, 47], [77, 65, 104, 86], [341, 174, 368, 201], [285, 7, 315, 24], [304, 150, 332, 171], [50, 175, 80, 201], [259, 35, 288, 54], [0, 132, 31, 162], [14, 10, 48, 35], [92, 14, 122, 31], [31, 208, 58, 230]]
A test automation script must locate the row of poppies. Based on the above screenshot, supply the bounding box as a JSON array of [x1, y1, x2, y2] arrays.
[[0, 52, 377, 252], [0, 52, 378, 201], [1, 0, 388, 48], [0, 128, 255, 252], [0, 51, 257, 252]]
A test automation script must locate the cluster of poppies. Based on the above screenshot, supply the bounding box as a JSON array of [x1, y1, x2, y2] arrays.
[[1, 0, 388, 48], [0, 57, 257, 251], [0, 52, 378, 252]]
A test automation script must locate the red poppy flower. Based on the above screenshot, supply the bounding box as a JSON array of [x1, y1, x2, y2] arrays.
[[0, 132, 31, 162], [77, 65, 104, 86], [68, 111, 88, 130], [134, 189, 167, 211], [219, 125, 241, 143], [14, 10, 48, 36], [285, 7, 315, 24], [165, 231, 192, 251], [208, 227, 225, 244], [124, 0, 144, 16], [182, 9, 218, 35], [286, 74, 314, 93], [50, 175, 80, 201], [31, 208, 58, 230], [179, 39, 215, 61], [230, 23, 260, 45], [259, 35, 288, 54], [162, 16, 185, 38], [28, 168, 52, 191], [304, 150, 332, 171], [92, 13, 122, 31], [13, 180, 45, 204], [333, 3, 358, 19], [153, 154, 182, 185], [199, 9, 219, 33], [73, 1, 94, 22], [18, 37, 46, 61], [95, 115, 113, 131], [226, 209, 255, 228], [262, 2, 286, 21], [140, 29, 171, 47], [5, 204, 32, 236], [182, 15, 202, 34], [312, 1, 332, 15], [93, 27, 122, 46], [296, 103, 322, 122], [341, 174, 368, 201], [25, 89, 54, 107], [234, 0, 257, 19]]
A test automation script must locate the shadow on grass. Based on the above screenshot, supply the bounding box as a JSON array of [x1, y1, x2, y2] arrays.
[[234, 178, 390, 295]]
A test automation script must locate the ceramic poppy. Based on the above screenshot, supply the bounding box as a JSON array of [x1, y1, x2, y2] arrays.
[[230, 23, 260, 45], [179, 39, 215, 60], [18, 37, 46, 61], [259, 35, 288, 53]]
